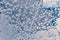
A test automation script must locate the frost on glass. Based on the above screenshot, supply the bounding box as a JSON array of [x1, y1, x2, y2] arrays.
[[0, 0, 60, 40]]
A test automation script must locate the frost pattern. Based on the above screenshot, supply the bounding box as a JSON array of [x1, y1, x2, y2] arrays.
[[0, 0, 60, 40]]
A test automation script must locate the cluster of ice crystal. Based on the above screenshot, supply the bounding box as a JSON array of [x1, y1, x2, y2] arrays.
[[0, 0, 60, 40]]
